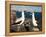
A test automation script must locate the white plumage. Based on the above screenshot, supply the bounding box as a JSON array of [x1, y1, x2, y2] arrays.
[[15, 10, 25, 25], [32, 11, 37, 26]]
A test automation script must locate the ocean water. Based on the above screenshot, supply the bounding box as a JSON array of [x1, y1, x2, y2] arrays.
[[16, 11, 42, 19]]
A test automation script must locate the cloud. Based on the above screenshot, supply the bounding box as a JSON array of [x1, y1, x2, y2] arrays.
[[11, 5, 42, 12]]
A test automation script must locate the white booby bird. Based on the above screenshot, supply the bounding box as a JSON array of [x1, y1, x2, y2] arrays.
[[15, 10, 25, 25], [29, 9, 39, 31], [32, 11, 37, 26], [26, 9, 38, 26]]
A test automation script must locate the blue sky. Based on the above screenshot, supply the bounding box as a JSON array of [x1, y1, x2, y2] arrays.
[[11, 5, 42, 12]]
